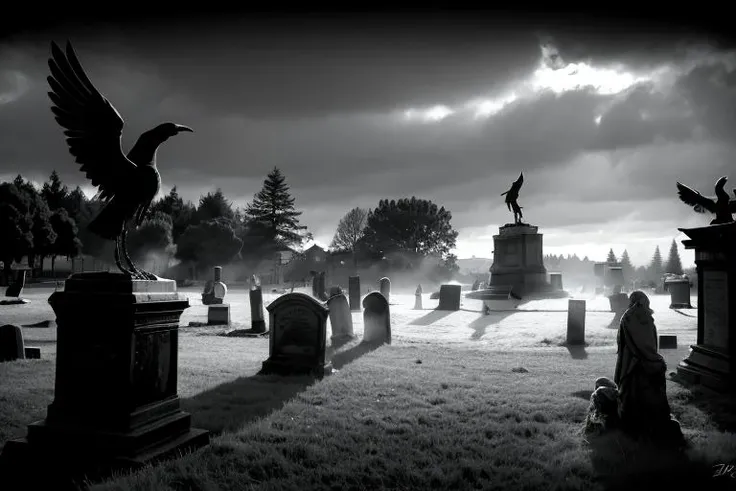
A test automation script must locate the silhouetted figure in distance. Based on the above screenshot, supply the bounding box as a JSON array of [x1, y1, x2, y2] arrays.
[[501, 172, 524, 224]]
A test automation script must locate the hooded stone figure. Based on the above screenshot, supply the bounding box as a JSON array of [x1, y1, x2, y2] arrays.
[[614, 291, 684, 444]]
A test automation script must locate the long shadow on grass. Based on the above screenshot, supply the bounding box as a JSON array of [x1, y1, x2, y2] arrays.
[[409, 309, 453, 326], [332, 341, 383, 370], [468, 312, 514, 340], [565, 344, 589, 359], [181, 373, 318, 436], [181, 342, 384, 436], [586, 429, 721, 491]]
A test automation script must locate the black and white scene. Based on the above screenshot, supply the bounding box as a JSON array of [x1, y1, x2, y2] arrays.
[[1, 6, 736, 490]]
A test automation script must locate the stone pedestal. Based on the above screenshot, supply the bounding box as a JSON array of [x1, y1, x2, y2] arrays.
[[489, 224, 549, 296], [676, 223, 736, 392], [667, 280, 692, 309], [0, 272, 209, 487]]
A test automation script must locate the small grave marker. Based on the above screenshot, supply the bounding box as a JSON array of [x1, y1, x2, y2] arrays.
[[567, 299, 586, 345], [438, 284, 461, 311], [659, 335, 678, 350], [379, 277, 391, 304]]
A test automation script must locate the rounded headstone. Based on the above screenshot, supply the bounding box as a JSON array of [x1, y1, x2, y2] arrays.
[[379, 277, 391, 303], [362, 292, 391, 344]]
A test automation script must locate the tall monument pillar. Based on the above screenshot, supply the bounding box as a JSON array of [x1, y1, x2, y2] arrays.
[[489, 224, 548, 297], [676, 222, 736, 392]]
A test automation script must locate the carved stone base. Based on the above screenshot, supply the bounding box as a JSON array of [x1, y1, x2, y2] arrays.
[[677, 345, 736, 392], [1, 427, 209, 489], [0, 272, 210, 487], [489, 223, 552, 297]]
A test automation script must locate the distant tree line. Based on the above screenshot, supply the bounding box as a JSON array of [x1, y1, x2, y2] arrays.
[[544, 240, 689, 288], [1, 168, 461, 284], [0, 167, 313, 281]]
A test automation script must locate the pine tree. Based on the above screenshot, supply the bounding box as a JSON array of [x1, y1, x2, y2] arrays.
[[606, 248, 617, 263], [41, 170, 69, 211], [244, 167, 309, 249], [620, 249, 634, 280], [665, 239, 684, 275], [648, 246, 664, 283]]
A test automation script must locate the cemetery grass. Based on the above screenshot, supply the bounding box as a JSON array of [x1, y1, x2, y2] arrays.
[[68, 344, 736, 491]]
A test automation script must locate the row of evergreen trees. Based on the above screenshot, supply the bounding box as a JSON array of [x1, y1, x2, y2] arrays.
[[604, 241, 684, 283], [0, 168, 313, 279], [543, 241, 687, 287]]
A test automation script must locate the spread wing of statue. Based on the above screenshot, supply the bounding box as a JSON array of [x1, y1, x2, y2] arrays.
[[501, 172, 525, 224], [47, 41, 193, 280], [676, 176, 736, 225]]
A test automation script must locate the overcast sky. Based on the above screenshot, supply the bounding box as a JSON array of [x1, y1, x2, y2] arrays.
[[1, 11, 734, 268]]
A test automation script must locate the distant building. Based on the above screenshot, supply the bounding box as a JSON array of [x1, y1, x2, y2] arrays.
[[304, 244, 328, 264]]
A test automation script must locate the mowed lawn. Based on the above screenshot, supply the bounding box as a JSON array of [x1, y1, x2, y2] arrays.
[[1, 287, 735, 490]]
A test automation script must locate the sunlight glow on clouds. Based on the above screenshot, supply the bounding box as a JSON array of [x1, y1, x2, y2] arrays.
[[529, 61, 649, 95], [399, 42, 674, 124], [403, 105, 454, 122]]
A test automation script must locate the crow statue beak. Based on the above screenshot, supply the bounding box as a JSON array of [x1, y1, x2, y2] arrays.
[[175, 124, 194, 133]]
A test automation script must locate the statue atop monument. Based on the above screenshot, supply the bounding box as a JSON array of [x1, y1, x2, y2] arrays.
[[501, 172, 525, 225], [47, 41, 193, 280], [676, 176, 736, 225]]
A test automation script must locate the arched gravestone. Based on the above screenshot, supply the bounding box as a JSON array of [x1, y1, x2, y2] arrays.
[[0, 324, 25, 362], [327, 293, 354, 342], [362, 292, 391, 345], [379, 277, 391, 303], [262, 292, 333, 377]]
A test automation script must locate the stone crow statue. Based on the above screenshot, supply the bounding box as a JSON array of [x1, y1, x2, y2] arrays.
[[501, 172, 524, 224], [47, 41, 193, 279], [676, 176, 736, 225]]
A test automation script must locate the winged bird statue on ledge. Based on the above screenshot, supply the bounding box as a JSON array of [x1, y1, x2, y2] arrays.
[[676, 176, 736, 225], [501, 172, 525, 225], [47, 41, 193, 280]]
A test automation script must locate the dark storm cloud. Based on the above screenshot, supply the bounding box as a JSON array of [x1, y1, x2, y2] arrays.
[[0, 15, 734, 222]]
